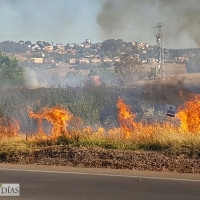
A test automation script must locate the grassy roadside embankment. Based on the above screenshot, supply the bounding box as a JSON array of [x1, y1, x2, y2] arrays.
[[0, 127, 199, 173], [0, 79, 200, 173]]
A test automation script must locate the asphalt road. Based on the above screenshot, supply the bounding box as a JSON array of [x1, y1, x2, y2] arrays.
[[0, 164, 200, 200]]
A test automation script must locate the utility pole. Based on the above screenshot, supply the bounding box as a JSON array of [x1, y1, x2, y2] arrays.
[[154, 23, 165, 79]]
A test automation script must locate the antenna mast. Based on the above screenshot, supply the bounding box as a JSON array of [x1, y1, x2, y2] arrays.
[[154, 22, 165, 79]]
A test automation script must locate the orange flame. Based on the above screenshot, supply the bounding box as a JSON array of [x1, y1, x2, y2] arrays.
[[116, 98, 141, 138], [116, 98, 180, 139], [29, 106, 72, 138], [3, 91, 200, 141], [177, 93, 200, 133], [9, 119, 20, 137], [0, 118, 19, 138]]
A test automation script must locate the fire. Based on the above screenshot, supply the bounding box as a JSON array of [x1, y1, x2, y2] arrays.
[[2, 91, 200, 142], [116, 98, 141, 138], [0, 118, 19, 138], [25, 94, 200, 141], [29, 106, 72, 138], [116, 98, 158, 139], [9, 119, 20, 137], [177, 93, 200, 133], [116, 93, 200, 137]]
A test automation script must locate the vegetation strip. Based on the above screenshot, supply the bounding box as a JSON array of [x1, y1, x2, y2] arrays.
[[0, 145, 199, 174]]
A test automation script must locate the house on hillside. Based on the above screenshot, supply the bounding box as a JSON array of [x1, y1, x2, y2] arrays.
[[79, 58, 90, 64], [56, 44, 64, 49], [67, 43, 76, 49], [43, 46, 54, 52], [114, 57, 120, 62], [85, 39, 91, 45], [31, 57, 44, 64], [149, 58, 158, 64], [103, 57, 113, 62], [91, 58, 101, 63], [78, 43, 85, 48], [31, 44, 41, 52], [85, 44, 92, 49], [69, 58, 79, 65]]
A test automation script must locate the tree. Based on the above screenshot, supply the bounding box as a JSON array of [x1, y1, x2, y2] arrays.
[[101, 39, 124, 52], [114, 55, 142, 85], [88, 68, 119, 86], [0, 52, 25, 87]]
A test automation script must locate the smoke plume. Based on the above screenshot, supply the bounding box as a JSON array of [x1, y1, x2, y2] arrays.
[[97, 0, 200, 48], [2, 0, 200, 48]]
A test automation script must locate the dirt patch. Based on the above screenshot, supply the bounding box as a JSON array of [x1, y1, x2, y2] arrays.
[[1, 146, 199, 174]]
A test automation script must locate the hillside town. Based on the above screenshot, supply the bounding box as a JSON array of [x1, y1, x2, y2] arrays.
[[1, 39, 200, 67], [0, 39, 200, 87]]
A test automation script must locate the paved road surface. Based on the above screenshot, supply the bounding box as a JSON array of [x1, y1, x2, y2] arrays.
[[0, 164, 200, 200]]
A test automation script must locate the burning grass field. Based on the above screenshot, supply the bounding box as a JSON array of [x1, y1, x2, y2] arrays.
[[1, 94, 200, 155], [0, 78, 200, 172]]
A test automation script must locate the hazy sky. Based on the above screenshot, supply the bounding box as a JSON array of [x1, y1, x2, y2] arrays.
[[0, 0, 199, 48]]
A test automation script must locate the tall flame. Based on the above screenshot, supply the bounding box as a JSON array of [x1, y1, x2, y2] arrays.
[[116, 98, 141, 138], [177, 93, 200, 133], [29, 106, 72, 138]]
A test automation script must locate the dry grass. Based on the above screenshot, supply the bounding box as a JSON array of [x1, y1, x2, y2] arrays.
[[0, 123, 200, 158], [67, 126, 200, 158], [0, 135, 33, 155]]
